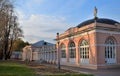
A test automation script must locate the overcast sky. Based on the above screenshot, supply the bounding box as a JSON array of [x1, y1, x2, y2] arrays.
[[15, 0, 120, 43]]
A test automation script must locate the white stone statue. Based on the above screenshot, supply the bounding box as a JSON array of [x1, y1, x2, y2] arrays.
[[94, 7, 97, 18]]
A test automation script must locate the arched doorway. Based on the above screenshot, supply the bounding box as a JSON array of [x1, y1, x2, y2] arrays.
[[80, 40, 89, 64], [60, 43, 66, 62], [105, 37, 116, 64], [69, 41, 76, 64]]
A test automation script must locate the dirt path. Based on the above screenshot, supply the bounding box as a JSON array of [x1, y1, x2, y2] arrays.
[[16, 60, 76, 75]]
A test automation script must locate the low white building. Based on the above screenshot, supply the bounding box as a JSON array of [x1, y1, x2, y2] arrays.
[[11, 51, 22, 59], [22, 40, 57, 63]]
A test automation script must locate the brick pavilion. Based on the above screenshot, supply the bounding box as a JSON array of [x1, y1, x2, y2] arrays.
[[56, 8, 120, 69]]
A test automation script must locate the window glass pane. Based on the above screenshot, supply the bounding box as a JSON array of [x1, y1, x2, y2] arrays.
[[69, 41, 76, 58], [61, 44, 66, 58], [105, 38, 115, 59], [80, 40, 89, 59]]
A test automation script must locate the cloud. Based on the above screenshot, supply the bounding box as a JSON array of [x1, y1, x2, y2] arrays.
[[18, 10, 69, 43], [15, 9, 25, 20], [15, 0, 87, 44]]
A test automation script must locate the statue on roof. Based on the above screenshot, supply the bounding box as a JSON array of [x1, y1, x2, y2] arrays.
[[94, 6, 98, 20]]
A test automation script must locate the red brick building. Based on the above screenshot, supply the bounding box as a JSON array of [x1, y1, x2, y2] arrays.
[[57, 11, 120, 69]]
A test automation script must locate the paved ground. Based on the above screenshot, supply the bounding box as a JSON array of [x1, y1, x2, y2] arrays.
[[61, 65, 120, 76], [43, 63, 120, 76]]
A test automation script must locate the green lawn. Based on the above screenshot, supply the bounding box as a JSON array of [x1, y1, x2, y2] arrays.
[[0, 61, 37, 76], [0, 61, 93, 76]]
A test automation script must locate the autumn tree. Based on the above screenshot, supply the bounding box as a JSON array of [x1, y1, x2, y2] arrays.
[[0, 0, 23, 60], [11, 38, 29, 52]]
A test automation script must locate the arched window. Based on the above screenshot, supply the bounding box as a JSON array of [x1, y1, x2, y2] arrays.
[[69, 41, 76, 58], [105, 38, 116, 64], [80, 40, 89, 64], [61, 44, 66, 58]]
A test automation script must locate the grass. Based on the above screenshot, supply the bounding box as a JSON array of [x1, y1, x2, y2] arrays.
[[0, 61, 37, 76], [0, 61, 93, 76]]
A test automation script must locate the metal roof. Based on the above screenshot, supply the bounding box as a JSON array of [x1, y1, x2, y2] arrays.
[[77, 18, 119, 28], [32, 40, 54, 47]]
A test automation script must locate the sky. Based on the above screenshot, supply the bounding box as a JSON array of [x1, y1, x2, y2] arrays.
[[14, 0, 120, 44]]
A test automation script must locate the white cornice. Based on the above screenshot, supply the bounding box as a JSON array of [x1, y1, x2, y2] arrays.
[[59, 29, 120, 41]]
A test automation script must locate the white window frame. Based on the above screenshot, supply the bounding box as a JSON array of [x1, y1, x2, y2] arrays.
[[105, 38, 116, 64], [69, 41, 76, 58], [80, 40, 89, 64], [61, 44, 66, 58]]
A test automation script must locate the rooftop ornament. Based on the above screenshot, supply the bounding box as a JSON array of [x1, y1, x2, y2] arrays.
[[94, 6, 98, 20]]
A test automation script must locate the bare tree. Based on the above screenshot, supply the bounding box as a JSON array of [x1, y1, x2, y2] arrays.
[[0, 0, 23, 60]]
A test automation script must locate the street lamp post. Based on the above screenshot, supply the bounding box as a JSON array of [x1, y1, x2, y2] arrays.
[[57, 32, 60, 70]]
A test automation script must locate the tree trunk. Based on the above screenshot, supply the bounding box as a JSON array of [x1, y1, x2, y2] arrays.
[[0, 51, 3, 60]]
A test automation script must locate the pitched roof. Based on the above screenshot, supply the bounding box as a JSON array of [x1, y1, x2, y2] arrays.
[[32, 40, 54, 47]]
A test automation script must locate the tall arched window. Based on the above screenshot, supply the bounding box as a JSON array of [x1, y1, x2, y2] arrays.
[[69, 41, 76, 58], [61, 44, 66, 58], [105, 38, 116, 64], [80, 40, 89, 64]]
